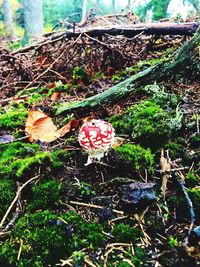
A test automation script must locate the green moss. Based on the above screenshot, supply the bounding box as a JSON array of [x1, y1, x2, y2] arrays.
[[187, 188, 200, 218], [92, 71, 104, 80], [111, 73, 125, 83], [0, 210, 105, 267], [106, 245, 147, 267], [0, 179, 15, 216], [47, 81, 71, 96], [110, 100, 173, 149], [164, 142, 184, 159], [0, 143, 68, 180], [111, 223, 143, 243], [185, 172, 199, 188], [0, 106, 28, 131], [27, 92, 44, 104], [72, 67, 88, 80], [28, 179, 62, 211], [144, 84, 179, 108], [71, 181, 96, 200], [189, 134, 200, 149], [115, 144, 155, 174]]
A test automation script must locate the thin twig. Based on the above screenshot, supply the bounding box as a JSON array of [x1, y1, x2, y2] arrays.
[[0, 175, 39, 229], [69, 201, 124, 215]]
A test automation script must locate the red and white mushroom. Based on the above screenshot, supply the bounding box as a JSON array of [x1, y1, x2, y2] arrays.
[[78, 119, 115, 164]]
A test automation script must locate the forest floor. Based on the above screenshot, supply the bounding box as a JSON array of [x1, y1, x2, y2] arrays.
[[0, 15, 200, 267]]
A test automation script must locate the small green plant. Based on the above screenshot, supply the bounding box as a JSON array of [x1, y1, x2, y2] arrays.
[[115, 144, 155, 174], [111, 223, 143, 243], [0, 179, 15, 216], [47, 81, 71, 96], [111, 73, 124, 83], [167, 235, 178, 248], [72, 67, 88, 80]]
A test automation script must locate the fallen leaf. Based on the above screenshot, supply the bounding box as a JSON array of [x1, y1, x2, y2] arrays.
[[25, 110, 59, 142], [56, 119, 80, 137], [46, 83, 56, 89], [51, 92, 61, 101], [56, 121, 72, 137], [112, 137, 125, 148], [25, 110, 77, 142]]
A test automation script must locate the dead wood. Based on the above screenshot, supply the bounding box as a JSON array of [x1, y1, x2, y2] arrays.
[[57, 27, 200, 115], [12, 22, 199, 55]]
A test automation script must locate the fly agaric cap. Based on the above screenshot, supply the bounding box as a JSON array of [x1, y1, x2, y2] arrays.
[[78, 119, 115, 163]]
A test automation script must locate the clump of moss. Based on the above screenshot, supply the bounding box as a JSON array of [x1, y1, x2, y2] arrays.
[[0, 179, 15, 216], [71, 181, 96, 201], [115, 144, 155, 174], [144, 83, 179, 108], [28, 179, 62, 211], [0, 143, 69, 180], [0, 210, 105, 266], [46, 81, 71, 96], [189, 134, 200, 149], [185, 172, 199, 188], [164, 141, 185, 159], [187, 188, 200, 219], [110, 100, 173, 149], [0, 106, 28, 131], [111, 223, 143, 243], [106, 245, 147, 267], [72, 67, 88, 81]]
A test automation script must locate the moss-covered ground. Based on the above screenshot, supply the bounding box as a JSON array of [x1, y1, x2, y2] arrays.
[[0, 41, 199, 267]]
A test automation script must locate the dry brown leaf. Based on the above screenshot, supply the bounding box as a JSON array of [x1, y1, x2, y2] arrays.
[[25, 110, 59, 142], [56, 121, 72, 137], [25, 110, 77, 142], [112, 137, 125, 148], [51, 92, 61, 101]]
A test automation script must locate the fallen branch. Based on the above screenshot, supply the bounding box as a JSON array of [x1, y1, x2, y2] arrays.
[[46, 22, 199, 46]]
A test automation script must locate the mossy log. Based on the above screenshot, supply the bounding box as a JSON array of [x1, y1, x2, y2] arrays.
[[57, 27, 200, 115]]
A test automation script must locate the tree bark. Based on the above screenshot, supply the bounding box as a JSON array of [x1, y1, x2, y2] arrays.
[[57, 27, 200, 115], [23, 0, 43, 43], [3, 0, 13, 36]]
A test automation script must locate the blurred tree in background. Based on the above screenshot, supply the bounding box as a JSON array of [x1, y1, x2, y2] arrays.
[[23, 0, 43, 43], [135, 0, 199, 20], [3, 0, 13, 35]]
